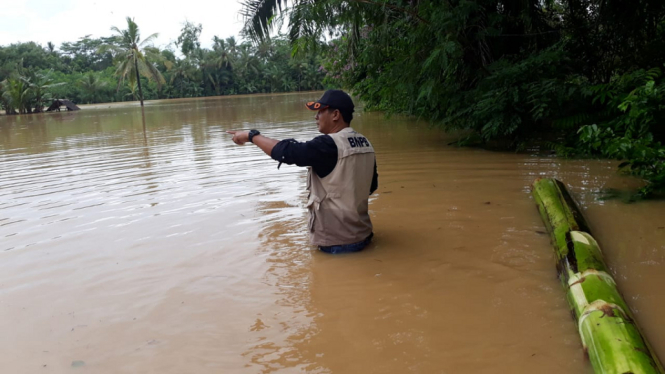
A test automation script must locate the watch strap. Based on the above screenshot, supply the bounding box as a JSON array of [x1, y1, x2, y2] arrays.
[[248, 129, 260, 143]]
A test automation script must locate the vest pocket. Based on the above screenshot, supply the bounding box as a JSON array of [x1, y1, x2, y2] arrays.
[[306, 195, 323, 233], [308, 209, 316, 232]]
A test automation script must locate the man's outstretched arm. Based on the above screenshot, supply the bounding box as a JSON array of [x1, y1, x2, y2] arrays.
[[227, 130, 279, 157]]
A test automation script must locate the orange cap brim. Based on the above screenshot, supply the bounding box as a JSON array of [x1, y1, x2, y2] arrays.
[[306, 101, 329, 111]]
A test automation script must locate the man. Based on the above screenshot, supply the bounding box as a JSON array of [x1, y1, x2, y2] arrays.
[[227, 90, 378, 254]]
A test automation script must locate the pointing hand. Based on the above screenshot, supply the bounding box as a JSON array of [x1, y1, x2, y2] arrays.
[[227, 130, 250, 145]]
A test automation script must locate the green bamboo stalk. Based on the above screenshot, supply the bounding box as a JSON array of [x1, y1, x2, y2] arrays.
[[531, 177, 664, 374]]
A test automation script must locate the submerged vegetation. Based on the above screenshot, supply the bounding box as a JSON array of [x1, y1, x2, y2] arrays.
[[241, 0, 665, 197], [1, 68, 65, 114]]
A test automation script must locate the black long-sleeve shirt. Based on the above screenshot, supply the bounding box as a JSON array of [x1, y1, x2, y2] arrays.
[[270, 135, 378, 194]]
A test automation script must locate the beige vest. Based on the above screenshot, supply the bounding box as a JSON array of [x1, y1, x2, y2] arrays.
[[306, 127, 375, 246]]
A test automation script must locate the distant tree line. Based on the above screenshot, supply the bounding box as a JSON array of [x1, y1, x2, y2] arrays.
[[243, 0, 665, 198], [0, 18, 327, 113]]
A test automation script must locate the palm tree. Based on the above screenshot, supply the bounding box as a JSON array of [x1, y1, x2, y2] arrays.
[[241, 0, 347, 44], [264, 65, 281, 92], [102, 17, 165, 106], [1, 71, 65, 114], [210, 37, 238, 71], [235, 43, 261, 93], [299, 61, 323, 90], [240, 0, 422, 55], [1, 75, 31, 114], [168, 59, 202, 98], [125, 82, 139, 101], [225, 36, 239, 58], [235, 44, 260, 79], [25, 70, 65, 112], [256, 38, 275, 61], [280, 75, 295, 92], [79, 73, 109, 104]]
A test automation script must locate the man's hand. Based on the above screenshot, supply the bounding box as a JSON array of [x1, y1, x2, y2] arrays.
[[227, 130, 250, 145], [226, 129, 278, 157]]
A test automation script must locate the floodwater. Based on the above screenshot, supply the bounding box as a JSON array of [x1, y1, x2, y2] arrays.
[[1, 92, 664, 373]]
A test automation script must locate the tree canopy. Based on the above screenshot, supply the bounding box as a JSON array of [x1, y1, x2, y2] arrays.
[[0, 19, 327, 111], [241, 0, 665, 197]]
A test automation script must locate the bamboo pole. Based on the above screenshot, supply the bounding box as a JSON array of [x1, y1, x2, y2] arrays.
[[531, 178, 664, 374]]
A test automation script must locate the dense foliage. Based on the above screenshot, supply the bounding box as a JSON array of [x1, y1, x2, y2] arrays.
[[0, 19, 326, 112], [242, 0, 665, 197]]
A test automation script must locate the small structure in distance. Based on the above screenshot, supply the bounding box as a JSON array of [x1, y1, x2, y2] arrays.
[[46, 99, 80, 112]]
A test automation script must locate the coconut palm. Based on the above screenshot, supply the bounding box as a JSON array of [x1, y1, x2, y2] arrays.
[[240, 0, 422, 56], [240, 0, 352, 43], [235, 44, 261, 89], [225, 36, 238, 55], [125, 82, 139, 101], [78, 73, 109, 103], [168, 58, 202, 98], [102, 17, 165, 106], [299, 61, 322, 90], [263, 65, 281, 92], [210, 37, 235, 69], [237, 44, 259, 71]]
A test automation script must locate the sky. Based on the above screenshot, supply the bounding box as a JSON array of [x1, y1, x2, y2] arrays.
[[0, 0, 247, 50]]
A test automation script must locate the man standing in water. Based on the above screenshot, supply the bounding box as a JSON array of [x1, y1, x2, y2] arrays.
[[227, 90, 378, 254]]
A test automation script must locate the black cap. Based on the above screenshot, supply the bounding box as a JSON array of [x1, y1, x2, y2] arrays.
[[306, 90, 355, 113]]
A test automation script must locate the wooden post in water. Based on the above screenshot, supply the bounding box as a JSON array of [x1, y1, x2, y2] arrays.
[[531, 178, 664, 374]]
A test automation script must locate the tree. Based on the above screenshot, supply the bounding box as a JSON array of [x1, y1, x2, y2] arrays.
[[210, 36, 236, 69], [234, 43, 260, 93], [0, 68, 65, 114], [176, 21, 203, 59], [78, 72, 109, 103], [102, 17, 165, 106], [168, 58, 202, 97], [61, 35, 117, 72], [1, 74, 31, 114], [240, 0, 665, 197], [125, 81, 139, 101], [24, 70, 65, 112], [0, 42, 59, 79]]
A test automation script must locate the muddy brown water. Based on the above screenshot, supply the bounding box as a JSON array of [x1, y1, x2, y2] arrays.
[[1, 92, 664, 373]]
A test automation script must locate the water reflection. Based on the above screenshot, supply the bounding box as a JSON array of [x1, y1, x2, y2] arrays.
[[245, 195, 317, 372], [141, 106, 148, 144]]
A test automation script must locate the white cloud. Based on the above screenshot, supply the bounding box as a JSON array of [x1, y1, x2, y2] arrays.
[[0, 0, 246, 49]]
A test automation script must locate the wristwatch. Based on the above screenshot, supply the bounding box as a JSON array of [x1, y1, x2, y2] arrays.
[[248, 129, 261, 143]]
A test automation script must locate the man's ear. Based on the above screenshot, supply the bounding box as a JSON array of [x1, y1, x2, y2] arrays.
[[332, 109, 342, 121]]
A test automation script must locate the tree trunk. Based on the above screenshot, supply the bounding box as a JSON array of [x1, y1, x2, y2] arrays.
[[531, 178, 664, 374], [134, 56, 144, 107]]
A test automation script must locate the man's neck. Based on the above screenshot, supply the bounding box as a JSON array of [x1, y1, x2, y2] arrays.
[[328, 123, 350, 134]]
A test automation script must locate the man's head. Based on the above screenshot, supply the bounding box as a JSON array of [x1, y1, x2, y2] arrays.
[[306, 90, 354, 134]]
